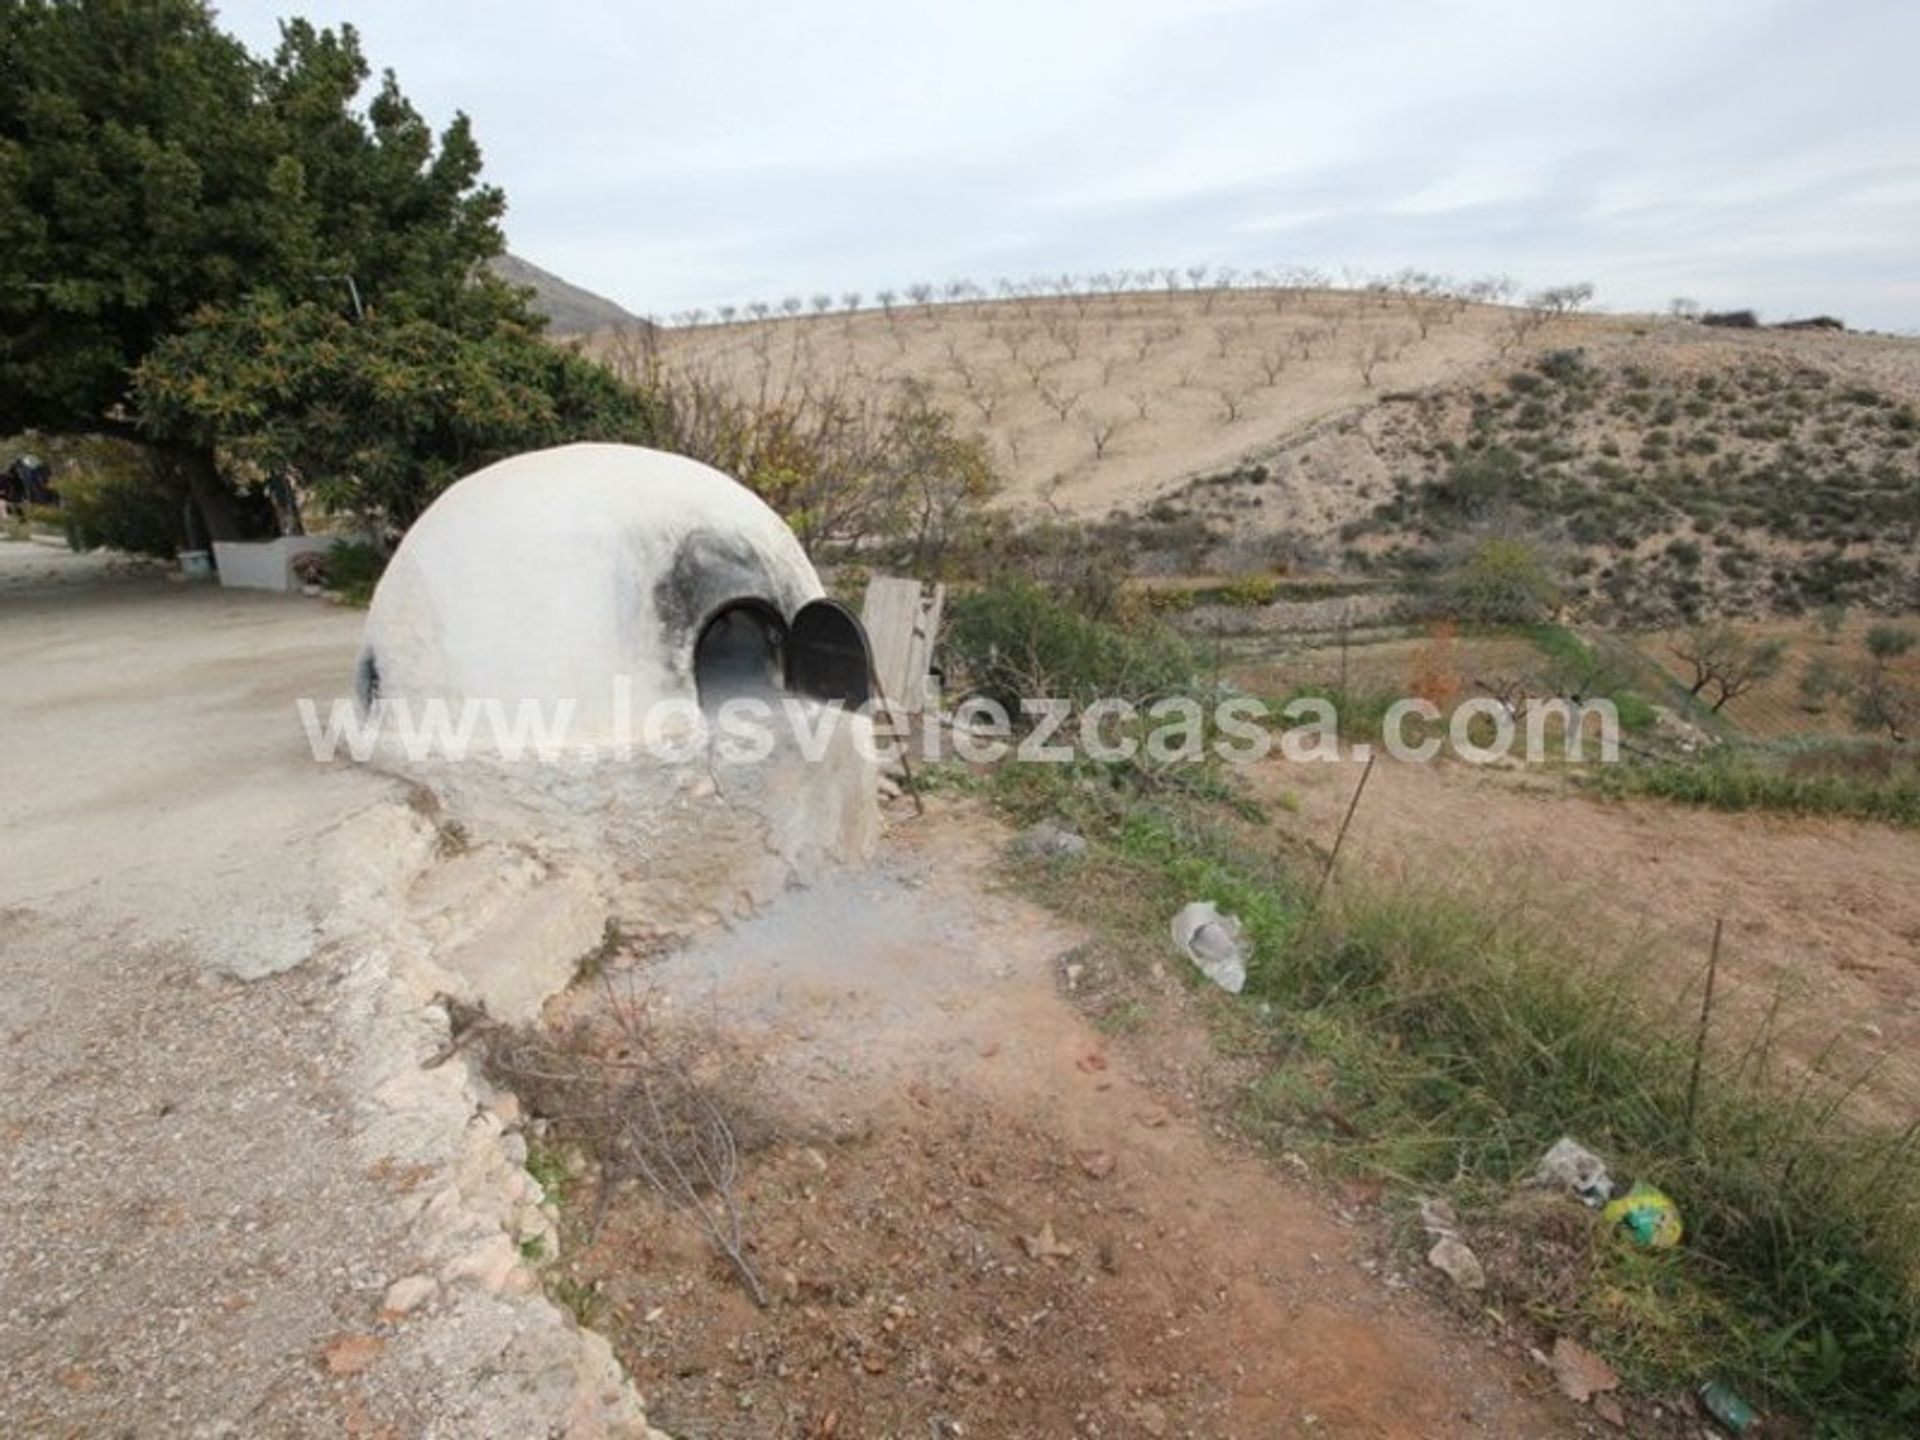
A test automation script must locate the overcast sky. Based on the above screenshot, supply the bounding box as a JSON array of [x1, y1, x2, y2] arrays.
[[216, 0, 1920, 332]]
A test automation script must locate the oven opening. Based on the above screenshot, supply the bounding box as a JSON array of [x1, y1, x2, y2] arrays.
[[693, 601, 787, 708]]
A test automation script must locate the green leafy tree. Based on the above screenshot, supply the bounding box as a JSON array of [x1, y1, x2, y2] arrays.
[[1, 1, 555, 537], [135, 296, 659, 529]]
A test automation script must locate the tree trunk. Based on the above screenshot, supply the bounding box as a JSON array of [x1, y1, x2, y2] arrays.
[[173, 447, 244, 544]]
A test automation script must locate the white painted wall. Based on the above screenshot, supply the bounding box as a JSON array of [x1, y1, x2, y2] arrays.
[[213, 536, 333, 592]]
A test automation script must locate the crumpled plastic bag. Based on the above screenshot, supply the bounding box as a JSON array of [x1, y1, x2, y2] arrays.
[[1603, 1181, 1684, 1249], [1170, 901, 1247, 993]]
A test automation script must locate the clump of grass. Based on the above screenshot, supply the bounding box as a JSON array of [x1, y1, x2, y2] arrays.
[[1260, 889, 1920, 1421], [1586, 744, 1920, 828]]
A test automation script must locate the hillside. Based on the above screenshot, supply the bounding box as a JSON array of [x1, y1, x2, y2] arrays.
[[492, 252, 644, 336], [611, 287, 1920, 617]]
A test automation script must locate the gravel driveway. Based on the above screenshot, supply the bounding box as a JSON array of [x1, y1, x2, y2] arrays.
[[0, 545, 656, 1438]]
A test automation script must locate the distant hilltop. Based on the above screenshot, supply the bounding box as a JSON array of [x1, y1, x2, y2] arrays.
[[490, 253, 645, 336]]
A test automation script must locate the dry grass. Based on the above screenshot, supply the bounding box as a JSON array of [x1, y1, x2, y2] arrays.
[[476, 981, 778, 1305]]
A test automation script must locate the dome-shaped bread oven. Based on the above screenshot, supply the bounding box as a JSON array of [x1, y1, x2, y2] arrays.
[[356, 443, 880, 927], [359, 442, 871, 728]]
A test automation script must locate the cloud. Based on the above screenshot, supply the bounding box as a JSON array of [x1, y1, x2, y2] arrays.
[[216, 0, 1920, 329]]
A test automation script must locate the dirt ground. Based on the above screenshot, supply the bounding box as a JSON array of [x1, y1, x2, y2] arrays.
[[1258, 754, 1920, 1127], [539, 805, 1604, 1440]]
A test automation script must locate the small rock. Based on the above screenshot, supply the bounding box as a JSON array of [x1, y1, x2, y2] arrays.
[[1551, 1336, 1620, 1404], [1077, 1150, 1116, 1180], [1593, 1393, 1626, 1428], [380, 1274, 437, 1317], [1426, 1235, 1486, 1291], [1416, 1197, 1458, 1235], [1532, 1137, 1614, 1206], [444, 1233, 520, 1293], [487, 1092, 523, 1128], [321, 1333, 384, 1377], [1017, 820, 1088, 860], [1020, 1222, 1074, 1262]]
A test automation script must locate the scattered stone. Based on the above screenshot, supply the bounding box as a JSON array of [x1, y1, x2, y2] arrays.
[[1532, 1136, 1614, 1206], [1594, 1393, 1626, 1428], [1416, 1197, 1458, 1235], [487, 1092, 523, 1128], [1425, 1235, 1486, 1291], [321, 1333, 385, 1377], [1020, 1222, 1074, 1262], [1016, 820, 1088, 860], [1551, 1336, 1620, 1404], [1169, 901, 1247, 993], [380, 1274, 437, 1317], [1077, 1150, 1116, 1180]]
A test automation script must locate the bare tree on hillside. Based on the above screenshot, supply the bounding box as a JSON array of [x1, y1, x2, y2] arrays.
[[1670, 623, 1786, 713], [964, 381, 1004, 423], [1127, 389, 1153, 421], [1037, 382, 1081, 422], [1216, 387, 1249, 423], [1256, 348, 1289, 386], [1354, 336, 1392, 387], [1087, 415, 1121, 460], [1530, 282, 1595, 316]]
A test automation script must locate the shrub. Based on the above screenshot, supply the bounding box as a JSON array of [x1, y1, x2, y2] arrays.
[[1443, 536, 1560, 625], [325, 540, 386, 607], [33, 437, 186, 558], [1865, 625, 1917, 662], [944, 575, 1197, 713], [1217, 574, 1281, 608]]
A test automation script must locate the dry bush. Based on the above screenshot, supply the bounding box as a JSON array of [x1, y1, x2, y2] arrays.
[[602, 328, 995, 569], [477, 982, 777, 1304]]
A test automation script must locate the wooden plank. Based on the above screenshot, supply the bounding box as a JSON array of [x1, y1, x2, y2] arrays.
[[860, 575, 945, 713]]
